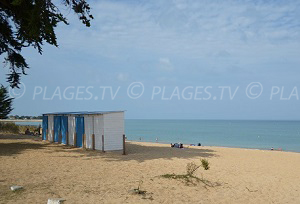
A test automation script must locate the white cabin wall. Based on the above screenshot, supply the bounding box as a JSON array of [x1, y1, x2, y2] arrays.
[[103, 112, 124, 151], [94, 115, 104, 150], [68, 116, 76, 146], [48, 115, 54, 141], [84, 115, 93, 149]]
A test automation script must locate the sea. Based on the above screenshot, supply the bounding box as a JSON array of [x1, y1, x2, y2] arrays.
[[14, 120, 300, 153]]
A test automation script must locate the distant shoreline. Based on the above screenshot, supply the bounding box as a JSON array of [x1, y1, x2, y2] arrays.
[[0, 119, 42, 122], [127, 140, 300, 154]]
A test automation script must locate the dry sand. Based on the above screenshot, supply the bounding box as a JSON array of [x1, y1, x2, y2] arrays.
[[1, 134, 300, 204]]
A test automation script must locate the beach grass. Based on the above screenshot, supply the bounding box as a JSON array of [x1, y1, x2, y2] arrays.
[[0, 122, 39, 134]]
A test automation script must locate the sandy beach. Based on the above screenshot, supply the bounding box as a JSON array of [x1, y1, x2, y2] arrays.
[[1, 134, 300, 204]]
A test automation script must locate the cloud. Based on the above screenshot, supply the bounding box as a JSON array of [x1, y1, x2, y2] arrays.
[[56, 0, 300, 63], [156, 76, 177, 82], [21, 0, 300, 82], [158, 58, 174, 71], [215, 50, 231, 58], [117, 73, 129, 82], [7, 0, 300, 120]]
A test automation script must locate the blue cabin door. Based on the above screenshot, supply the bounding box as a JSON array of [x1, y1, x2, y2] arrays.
[[75, 116, 84, 147], [42, 116, 48, 140], [61, 116, 68, 144], [54, 116, 61, 143]]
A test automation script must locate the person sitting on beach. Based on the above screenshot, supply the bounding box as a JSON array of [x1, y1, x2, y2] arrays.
[[36, 125, 41, 135], [25, 128, 31, 135], [171, 143, 183, 148], [171, 143, 179, 148]]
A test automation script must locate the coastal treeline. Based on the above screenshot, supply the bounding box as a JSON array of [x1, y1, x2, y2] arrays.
[[7, 115, 42, 120]]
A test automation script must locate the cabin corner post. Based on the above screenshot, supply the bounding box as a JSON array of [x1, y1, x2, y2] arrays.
[[52, 130, 54, 142], [102, 134, 105, 152], [122, 134, 126, 155], [74, 132, 77, 147], [65, 131, 68, 145], [83, 134, 86, 149], [92, 134, 95, 150], [59, 130, 62, 144]]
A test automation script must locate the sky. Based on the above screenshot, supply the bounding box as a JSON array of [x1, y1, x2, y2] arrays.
[[1, 0, 300, 120]]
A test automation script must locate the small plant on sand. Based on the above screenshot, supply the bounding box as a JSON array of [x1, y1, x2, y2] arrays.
[[161, 162, 201, 186], [133, 180, 147, 195], [129, 180, 154, 200], [186, 162, 200, 176], [201, 159, 210, 170], [161, 159, 216, 187]]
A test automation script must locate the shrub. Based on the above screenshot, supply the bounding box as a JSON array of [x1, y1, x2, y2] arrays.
[[0, 122, 19, 133], [0, 123, 40, 134], [186, 162, 200, 176], [18, 125, 39, 134], [201, 159, 210, 170], [161, 159, 215, 187]]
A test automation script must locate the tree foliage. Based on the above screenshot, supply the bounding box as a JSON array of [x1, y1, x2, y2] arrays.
[[0, 85, 13, 119], [0, 0, 93, 88]]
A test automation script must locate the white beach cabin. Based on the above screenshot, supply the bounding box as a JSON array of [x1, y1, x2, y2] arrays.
[[42, 111, 125, 152]]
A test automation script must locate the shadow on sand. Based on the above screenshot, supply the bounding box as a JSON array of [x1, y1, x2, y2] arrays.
[[0, 134, 217, 162], [48, 142, 218, 162], [0, 134, 46, 156], [0, 134, 41, 140], [0, 142, 48, 157]]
